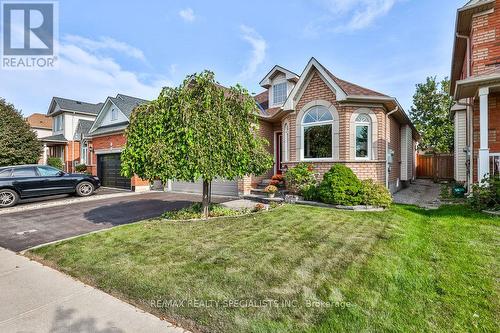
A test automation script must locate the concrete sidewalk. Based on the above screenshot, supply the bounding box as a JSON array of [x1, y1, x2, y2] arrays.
[[0, 248, 188, 333]]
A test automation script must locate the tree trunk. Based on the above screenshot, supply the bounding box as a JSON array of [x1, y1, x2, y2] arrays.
[[202, 179, 210, 218]]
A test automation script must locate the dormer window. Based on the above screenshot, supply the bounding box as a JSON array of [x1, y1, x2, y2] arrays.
[[111, 108, 117, 121], [272, 82, 287, 105]]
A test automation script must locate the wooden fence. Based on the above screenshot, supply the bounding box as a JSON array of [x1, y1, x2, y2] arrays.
[[416, 154, 454, 180]]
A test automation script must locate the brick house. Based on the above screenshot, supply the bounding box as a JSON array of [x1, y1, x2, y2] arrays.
[[238, 57, 419, 194], [42, 97, 102, 171], [450, 0, 500, 187], [86, 94, 150, 192]]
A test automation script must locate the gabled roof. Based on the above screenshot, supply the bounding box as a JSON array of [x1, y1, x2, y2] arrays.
[[109, 94, 149, 118], [88, 94, 149, 137], [324, 68, 388, 97], [259, 65, 299, 88], [73, 119, 94, 140], [48, 97, 103, 116], [26, 113, 52, 129]]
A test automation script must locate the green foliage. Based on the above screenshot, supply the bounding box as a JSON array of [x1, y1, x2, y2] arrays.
[[121, 71, 273, 185], [467, 176, 500, 211], [0, 98, 42, 166], [284, 162, 317, 194], [410, 77, 454, 153], [301, 183, 320, 201], [75, 164, 87, 172], [162, 203, 243, 220], [47, 157, 63, 170], [318, 164, 363, 205], [360, 179, 392, 208]]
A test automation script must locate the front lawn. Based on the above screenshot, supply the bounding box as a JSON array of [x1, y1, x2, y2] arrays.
[[29, 205, 499, 333]]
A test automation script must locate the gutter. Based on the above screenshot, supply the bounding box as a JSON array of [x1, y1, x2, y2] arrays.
[[385, 107, 398, 189]]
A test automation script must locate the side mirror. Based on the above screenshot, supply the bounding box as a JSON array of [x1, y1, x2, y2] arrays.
[[57, 171, 65, 177]]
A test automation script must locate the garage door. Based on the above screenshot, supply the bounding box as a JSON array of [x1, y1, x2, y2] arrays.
[[171, 179, 238, 197], [97, 153, 131, 190]]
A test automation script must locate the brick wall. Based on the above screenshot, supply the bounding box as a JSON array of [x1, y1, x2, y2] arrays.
[[275, 68, 404, 191], [64, 140, 81, 172], [89, 133, 127, 169], [470, 2, 500, 77]]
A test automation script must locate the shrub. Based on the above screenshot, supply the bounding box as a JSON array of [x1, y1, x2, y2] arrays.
[[318, 164, 363, 205], [162, 203, 242, 220], [301, 184, 320, 201], [264, 185, 278, 193], [47, 157, 63, 170], [467, 176, 500, 211], [360, 179, 392, 208], [75, 164, 87, 172], [284, 163, 316, 194]]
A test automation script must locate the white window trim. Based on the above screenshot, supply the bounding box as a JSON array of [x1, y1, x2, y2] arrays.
[[355, 121, 371, 160], [350, 108, 378, 161], [301, 111, 335, 161]]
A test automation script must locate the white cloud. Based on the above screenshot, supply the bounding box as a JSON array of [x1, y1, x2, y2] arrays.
[[238, 25, 267, 80], [305, 0, 397, 36], [63, 35, 146, 62], [179, 8, 195, 22], [0, 36, 171, 116]]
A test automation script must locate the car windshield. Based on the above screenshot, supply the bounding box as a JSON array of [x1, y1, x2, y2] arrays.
[[37, 166, 62, 176]]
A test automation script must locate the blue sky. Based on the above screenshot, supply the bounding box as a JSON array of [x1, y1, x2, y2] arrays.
[[1, 0, 465, 116]]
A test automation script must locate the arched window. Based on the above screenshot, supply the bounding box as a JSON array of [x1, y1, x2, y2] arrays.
[[355, 113, 371, 159], [283, 122, 289, 162], [302, 106, 334, 159]]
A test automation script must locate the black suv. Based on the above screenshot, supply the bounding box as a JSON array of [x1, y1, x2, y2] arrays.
[[0, 165, 101, 208]]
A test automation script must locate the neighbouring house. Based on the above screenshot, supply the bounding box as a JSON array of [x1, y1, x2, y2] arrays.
[[170, 57, 419, 196], [26, 113, 52, 139], [26, 113, 53, 164], [42, 97, 102, 170], [450, 0, 500, 187], [86, 94, 151, 192]]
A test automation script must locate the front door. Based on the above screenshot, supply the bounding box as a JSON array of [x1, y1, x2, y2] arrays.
[[276, 132, 283, 174]]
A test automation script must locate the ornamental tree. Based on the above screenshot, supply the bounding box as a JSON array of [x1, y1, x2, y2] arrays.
[[121, 71, 273, 217], [0, 98, 42, 166]]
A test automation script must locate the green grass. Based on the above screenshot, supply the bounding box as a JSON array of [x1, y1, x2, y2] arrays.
[[29, 205, 499, 333]]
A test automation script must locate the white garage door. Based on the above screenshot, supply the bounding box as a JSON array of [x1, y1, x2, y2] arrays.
[[171, 179, 239, 197]]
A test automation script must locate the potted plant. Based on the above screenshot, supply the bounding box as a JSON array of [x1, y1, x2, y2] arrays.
[[264, 185, 278, 198]]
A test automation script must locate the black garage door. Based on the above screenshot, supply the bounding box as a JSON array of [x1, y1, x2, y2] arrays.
[[97, 153, 131, 190]]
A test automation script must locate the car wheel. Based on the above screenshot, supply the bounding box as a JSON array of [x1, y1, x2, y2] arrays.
[[0, 189, 19, 208], [76, 181, 95, 197]]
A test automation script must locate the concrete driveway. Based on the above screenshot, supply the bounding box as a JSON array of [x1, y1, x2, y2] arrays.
[[0, 191, 230, 252]]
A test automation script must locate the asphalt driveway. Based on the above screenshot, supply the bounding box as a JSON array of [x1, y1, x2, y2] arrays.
[[0, 192, 231, 252]]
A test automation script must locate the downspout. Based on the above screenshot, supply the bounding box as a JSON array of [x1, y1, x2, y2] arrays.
[[456, 33, 472, 189], [385, 107, 398, 189]]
